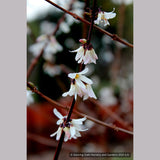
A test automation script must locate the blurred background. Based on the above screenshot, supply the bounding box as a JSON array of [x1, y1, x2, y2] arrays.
[[27, 0, 133, 159]]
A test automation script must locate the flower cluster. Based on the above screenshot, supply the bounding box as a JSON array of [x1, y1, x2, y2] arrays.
[[50, 108, 87, 142], [71, 39, 98, 65], [62, 68, 97, 100]]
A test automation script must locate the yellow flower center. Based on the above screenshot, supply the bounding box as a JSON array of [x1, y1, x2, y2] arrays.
[[101, 13, 107, 21], [75, 74, 79, 79]]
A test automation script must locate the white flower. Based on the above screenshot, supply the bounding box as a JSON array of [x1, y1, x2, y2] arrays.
[[43, 62, 61, 77], [99, 87, 117, 106], [83, 48, 98, 65], [29, 34, 63, 62], [40, 21, 56, 35], [50, 108, 87, 142], [94, 9, 116, 26], [59, 22, 70, 34], [27, 90, 34, 106], [71, 39, 98, 65], [62, 68, 97, 100], [72, 46, 85, 64]]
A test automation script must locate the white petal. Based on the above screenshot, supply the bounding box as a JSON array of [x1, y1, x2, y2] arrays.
[[75, 79, 86, 89], [62, 84, 75, 97], [53, 108, 64, 119], [77, 56, 83, 64], [56, 127, 63, 140], [83, 94, 89, 101], [56, 119, 63, 125], [62, 92, 69, 97], [104, 20, 110, 26], [50, 130, 57, 137], [68, 73, 76, 79], [104, 12, 116, 19], [75, 50, 84, 61], [79, 75, 93, 85], [78, 67, 88, 75], [74, 93, 77, 100], [70, 126, 76, 138], [70, 46, 83, 53], [75, 130, 81, 137], [72, 117, 86, 124], [73, 124, 88, 131], [86, 85, 97, 99], [64, 133, 69, 142], [94, 19, 99, 25]]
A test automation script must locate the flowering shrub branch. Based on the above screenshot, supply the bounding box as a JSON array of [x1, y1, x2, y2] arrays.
[[27, 0, 133, 159], [27, 82, 133, 135], [45, 0, 133, 48]]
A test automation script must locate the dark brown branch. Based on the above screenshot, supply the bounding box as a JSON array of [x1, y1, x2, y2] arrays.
[[87, 0, 96, 44], [45, 0, 133, 48], [53, 131, 65, 160]]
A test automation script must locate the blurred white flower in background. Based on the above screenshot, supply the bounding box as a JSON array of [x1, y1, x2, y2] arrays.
[[102, 35, 112, 45], [40, 21, 56, 35], [27, 90, 34, 106], [59, 22, 70, 33], [29, 34, 63, 62], [66, 1, 85, 25], [112, 0, 133, 5], [64, 38, 76, 48], [102, 51, 114, 63], [50, 108, 88, 142], [43, 62, 61, 77], [99, 87, 117, 106], [90, 75, 100, 87]]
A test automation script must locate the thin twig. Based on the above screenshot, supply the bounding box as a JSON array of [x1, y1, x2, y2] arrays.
[[27, 82, 133, 135], [45, 0, 133, 48], [27, 43, 47, 79]]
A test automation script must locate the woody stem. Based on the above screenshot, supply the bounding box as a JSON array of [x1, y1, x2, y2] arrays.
[[87, 0, 96, 45]]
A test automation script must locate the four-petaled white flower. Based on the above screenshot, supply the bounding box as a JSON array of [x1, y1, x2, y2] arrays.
[[62, 68, 97, 100], [50, 108, 87, 142], [71, 39, 98, 65], [94, 9, 116, 27]]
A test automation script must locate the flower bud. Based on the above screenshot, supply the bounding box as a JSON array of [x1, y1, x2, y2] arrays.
[[79, 39, 87, 44]]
